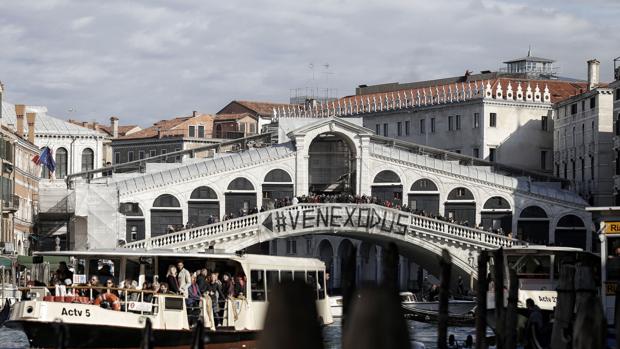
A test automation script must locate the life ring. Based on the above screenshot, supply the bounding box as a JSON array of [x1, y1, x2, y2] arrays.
[[94, 292, 121, 311]]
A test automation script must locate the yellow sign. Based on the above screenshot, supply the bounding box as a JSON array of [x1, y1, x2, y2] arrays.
[[605, 222, 620, 234], [606, 282, 618, 295]]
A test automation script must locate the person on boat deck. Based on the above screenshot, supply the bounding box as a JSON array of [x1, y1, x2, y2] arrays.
[[463, 335, 473, 348], [96, 264, 114, 286], [166, 265, 180, 294], [176, 260, 192, 296], [159, 282, 174, 294], [196, 268, 208, 294], [186, 274, 201, 307], [80, 275, 101, 299], [104, 279, 119, 296], [221, 273, 235, 298], [448, 334, 461, 348], [525, 298, 544, 349], [234, 275, 246, 298], [206, 273, 225, 324], [120, 277, 139, 301], [55, 262, 73, 283]]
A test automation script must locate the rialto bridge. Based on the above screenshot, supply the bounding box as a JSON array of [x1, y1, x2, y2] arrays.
[[42, 117, 591, 290]]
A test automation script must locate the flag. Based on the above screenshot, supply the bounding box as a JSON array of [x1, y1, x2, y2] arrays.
[[32, 147, 56, 173]]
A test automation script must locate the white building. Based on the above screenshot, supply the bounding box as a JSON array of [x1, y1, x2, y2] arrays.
[[612, 60, 620, 206], [554, 60, 615, 206]]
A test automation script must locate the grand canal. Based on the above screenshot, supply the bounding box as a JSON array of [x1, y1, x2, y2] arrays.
[[0, 320, 479, 349]]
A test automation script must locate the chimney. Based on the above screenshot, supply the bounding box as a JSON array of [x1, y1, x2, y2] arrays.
[[157, 127, 163, 139], [587, 59, 600, 90], [193, 110, 198, 117], [110, 116, 119, 138], [26, 112, 36, 143], [15, 104, 25, 137]]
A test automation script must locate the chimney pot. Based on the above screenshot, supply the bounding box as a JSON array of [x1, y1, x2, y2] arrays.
[[110, 116, 119, 138], [26, 112, 36, 143], [15, 104, 25, 137], [587, 59, 600, 90], [193, 111, 198, 117]]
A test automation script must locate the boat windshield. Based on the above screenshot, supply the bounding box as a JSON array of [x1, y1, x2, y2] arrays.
[[507, 254, 551, 279]]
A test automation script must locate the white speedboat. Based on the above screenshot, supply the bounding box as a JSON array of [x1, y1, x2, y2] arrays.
[[400, 291, 476, 325], [6, 249, 333, 348]]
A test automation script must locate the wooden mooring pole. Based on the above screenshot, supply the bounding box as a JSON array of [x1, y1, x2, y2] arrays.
[[550, 264, 575, 349], [504, 269, 518, 349], [475, 250, 488, 349], [493, 248, 505, 349], [438, 249, 452, 349]]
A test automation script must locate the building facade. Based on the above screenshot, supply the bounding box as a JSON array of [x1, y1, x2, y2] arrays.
[[612, 63, 620, 206], [111, 112, 219, 165], [554, 60, 615, 206]]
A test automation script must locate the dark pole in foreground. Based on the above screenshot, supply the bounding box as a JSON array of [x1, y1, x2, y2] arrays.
[[494, 248, 505, 349], [140, 317, 154, 349], [190, 317, 205, 349], [504, 269, 518, 349], [341, 245, 357, 335], [475, 251, 488, 349], [438, 249, 452, 349]]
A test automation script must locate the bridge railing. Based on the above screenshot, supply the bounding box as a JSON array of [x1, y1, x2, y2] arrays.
[[123, 203, 522, 251]]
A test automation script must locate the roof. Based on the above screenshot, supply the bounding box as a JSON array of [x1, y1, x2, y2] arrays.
[[66, 120, 139, 137], [503, 56, 555, 64], [214, 113, 257, 122], [346, 77, 588, 105], [118, 113, 213, 140], [220, 100, 300, 118], [1, 101, 102, 137]]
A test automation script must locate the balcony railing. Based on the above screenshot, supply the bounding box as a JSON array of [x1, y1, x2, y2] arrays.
[[1, 195, 19, 212]]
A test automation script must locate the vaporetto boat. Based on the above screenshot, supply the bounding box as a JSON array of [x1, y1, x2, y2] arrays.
[[6, 249, 332, 348]]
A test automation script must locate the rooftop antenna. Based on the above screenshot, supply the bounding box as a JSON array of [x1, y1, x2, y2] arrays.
[[527, 45, 532, 57]]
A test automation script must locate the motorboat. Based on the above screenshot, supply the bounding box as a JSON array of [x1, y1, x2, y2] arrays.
[[329, 295, 343, 318], [6, 249, 333, 348], [400, 291, 476, 326]]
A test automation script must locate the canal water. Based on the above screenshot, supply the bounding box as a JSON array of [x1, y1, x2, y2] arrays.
[[0, 321, 479, 349]]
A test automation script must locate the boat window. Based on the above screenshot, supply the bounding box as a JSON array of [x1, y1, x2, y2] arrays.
[[507, 255, 551, 279], [293, 271, 305, 281], [280, 270, 293, 282], [164, 297, 184, 310], [307, 271, 318, 300], [250, 270, 266, 302], [318, 271, 325, 299], [266, 270, 279, 301]]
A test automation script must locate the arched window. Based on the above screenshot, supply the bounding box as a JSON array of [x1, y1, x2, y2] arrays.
[[555, 214, 586, 249], [151, 194, 182, 237], [81, 148, 94, 172], [481, 197, 512, 232], [56, 147, 68, 179], [263, 170, 293, 208], [517, 206, 549, 244], [373, 170, 400, 183], [410, 179, 438, 191], [190, 186, 218, 200], [264, 169, 292, 183], [483, 197, 511, 210], [445, 187, 476, 225], [188, 186, 219, 226], [371, 170, 402, 204], [153, 194, 181, 207], [447, 187, 474, 200], [519, 206, 547, 218], [227, 178, 255, 191], [408, 179, 440, 215]]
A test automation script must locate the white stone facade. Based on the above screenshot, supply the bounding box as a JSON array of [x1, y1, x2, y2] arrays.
[[612, 78, 620, 205]]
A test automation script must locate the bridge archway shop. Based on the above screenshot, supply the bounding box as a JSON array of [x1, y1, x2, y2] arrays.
[[308, 133, 356, 195], [150, 194, 183, 237], [188, 186, 220, 226], [225, 177, 257, 216]]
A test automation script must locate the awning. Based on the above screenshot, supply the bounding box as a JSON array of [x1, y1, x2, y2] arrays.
[[17, 255, 69, 267], [0, 256, 14, 268]]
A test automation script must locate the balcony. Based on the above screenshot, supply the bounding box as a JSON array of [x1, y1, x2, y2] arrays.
[[1, 195, 20, 213]]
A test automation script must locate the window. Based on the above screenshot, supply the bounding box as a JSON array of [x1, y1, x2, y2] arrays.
[[149, 150, 156, 157], [420, 119, 425, 134], [616, 89, 620, 100], [318, 271, 326, 299], [306, 238, 312, 254], [239, 123, 246, 132], [161, 149, 167, 155], [454, 149, 461, 154], [489, 147, 496, 162], [266, 270, 279, 300], [448, 116, 453, 131], [397, 122, 402, 136], [581, 100, 585, 112], [198, 125, 205, 138], [405, 121, 410, 135], [139, 151, 145, 160], [541, 116, 548, 131], [81, 148, 94, 172], [114, 152, 120, 164], [250, 270, 266, 301], [489, 113, 497, 127], [572, 127, 576, 146], [563, 162, 567, 178], [56, 148, 68, 179], [591, 156, 595, 179], [250, 123, 256, 134], [286, 239, 297, 254], [581, 158, 585, 181], [590, 97, 596, 109], [375, 124, 380, 134], [271, 241, 277, 254], [473, 113, 480, 128], [540, 150, 547, 170], [555, 163, 560, 177], [571, 103, 577, 114], [571, 159, 576, 179], [383, 123, 388, 136], [431, 118, 436, 133], [582, 124, 585, 144], [473, 148, 479, 158], [455, 115, 461, 130], [188, 125, 196, 137], [175, 148, 181, 162], [128, 151, 134, 162]]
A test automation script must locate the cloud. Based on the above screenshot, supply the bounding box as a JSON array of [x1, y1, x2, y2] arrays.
[[0, 0, 618, 127]]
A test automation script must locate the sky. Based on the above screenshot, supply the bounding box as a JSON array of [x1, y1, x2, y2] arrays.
[[0, 0, 619, 127]]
